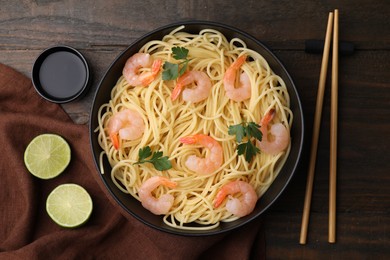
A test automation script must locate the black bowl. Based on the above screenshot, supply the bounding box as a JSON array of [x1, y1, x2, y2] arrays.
[[89, 21, 304, 236]]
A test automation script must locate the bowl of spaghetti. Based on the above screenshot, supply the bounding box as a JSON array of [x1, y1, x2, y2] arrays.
[[90, 21, 304, 235]]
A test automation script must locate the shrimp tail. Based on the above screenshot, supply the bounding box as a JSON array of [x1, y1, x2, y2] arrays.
[[110, 133, 120, 150], [231, 55, 247, 69], [179, 135, 198, 144], [151, 59, 162, 74], [161, 178, 177, 189], [261, 109, 276, 126], [213, 189, 227, 208], [140, 59, 162, 86], [171, 83, 184, 101], [172, 71, 193, 101]]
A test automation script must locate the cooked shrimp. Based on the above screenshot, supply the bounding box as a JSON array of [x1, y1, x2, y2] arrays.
[[171, 71, 212, 103], [257, 109, 290, 155], [179, 134, 223, 175], [214, 180, 257, 217], [107, 109, 145, 150], [123, 53, 162, 86], [223, 55, 251, 102], [138, 176, 177, 215]]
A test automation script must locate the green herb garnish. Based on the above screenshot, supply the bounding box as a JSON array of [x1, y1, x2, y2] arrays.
[[134, 146, 172, 171], [228, 122, 262, 163], [162, 47, 190, 80]]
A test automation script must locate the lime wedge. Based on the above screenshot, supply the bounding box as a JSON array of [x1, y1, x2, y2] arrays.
[[24, 134, 71, 179], [46, 183, 93, 228]]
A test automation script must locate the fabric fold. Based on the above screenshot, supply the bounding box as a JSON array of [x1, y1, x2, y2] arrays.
[[0, 64, 264, 260]]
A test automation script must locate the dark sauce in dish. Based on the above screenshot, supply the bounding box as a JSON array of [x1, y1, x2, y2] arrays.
[[38, 51, 87, 99]]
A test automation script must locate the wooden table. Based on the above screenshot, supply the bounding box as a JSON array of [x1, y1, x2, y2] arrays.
[[1, 1, 389, 258]]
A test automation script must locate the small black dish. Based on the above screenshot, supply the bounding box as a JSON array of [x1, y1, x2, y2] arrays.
[[32, 45, 91, 103]]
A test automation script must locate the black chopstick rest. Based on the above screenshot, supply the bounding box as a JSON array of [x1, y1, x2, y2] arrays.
[[305, 39, 355, 56]]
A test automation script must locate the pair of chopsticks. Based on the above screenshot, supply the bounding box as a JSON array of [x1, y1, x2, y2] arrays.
[[300, 9, 339, 244]]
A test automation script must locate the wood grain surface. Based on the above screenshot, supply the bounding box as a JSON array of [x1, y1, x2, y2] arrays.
[[1, 0, 389, 259]]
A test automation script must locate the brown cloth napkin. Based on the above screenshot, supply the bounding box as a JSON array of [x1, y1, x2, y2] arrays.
[[0, 64, 265, 260]]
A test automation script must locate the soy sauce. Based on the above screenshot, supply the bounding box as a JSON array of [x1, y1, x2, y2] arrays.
[[38, 51, 87, 99]]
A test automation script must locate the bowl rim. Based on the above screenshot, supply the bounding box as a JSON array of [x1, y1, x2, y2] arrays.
[[89, 20, 304, 236]]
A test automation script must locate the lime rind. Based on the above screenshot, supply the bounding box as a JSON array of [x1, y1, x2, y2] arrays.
[[46, 183, 93, 228]]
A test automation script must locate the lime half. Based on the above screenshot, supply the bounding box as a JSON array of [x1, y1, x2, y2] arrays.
[[46, 183, 93, 228], [24, 134, 71, 179]]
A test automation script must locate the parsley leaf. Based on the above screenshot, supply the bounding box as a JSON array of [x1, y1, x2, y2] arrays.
[[134, 146, 172, 171], [237, 142, 247, 155], [228, 124, 246, 143], [162, 62, 179, 81], [246, 122, 262, 141], [172, 46, 189, 60], [228, 122, 263, 163], [179, 62, 188, 76], [162, 47, 190, 81], [237, 142, 259, 163], [245, 141, 260, 163], [138, 146, 152, 160], [150, 155, 172, 171]]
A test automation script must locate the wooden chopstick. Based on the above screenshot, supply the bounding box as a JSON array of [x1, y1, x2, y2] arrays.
[[329, 9, 339, 243], [299, 11, 334, 245]]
